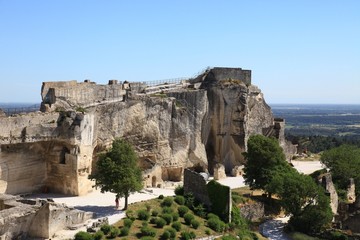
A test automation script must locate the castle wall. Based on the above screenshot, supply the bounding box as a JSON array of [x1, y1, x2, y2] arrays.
[[42, 80, 126, 108]]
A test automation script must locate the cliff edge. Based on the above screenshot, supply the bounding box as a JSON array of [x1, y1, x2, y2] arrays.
[[0, 67, 295, 196]]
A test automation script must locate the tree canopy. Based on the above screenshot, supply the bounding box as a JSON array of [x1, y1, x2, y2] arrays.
[[243, 134, 332, 234], [243, 135, 289, 192], [89, 139, 143, 209], [321, 144, 360, 195]]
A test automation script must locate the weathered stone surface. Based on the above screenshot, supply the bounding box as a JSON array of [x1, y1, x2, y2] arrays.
[[0, 67, 294, 197], [321, 173, 339, 215], [347, 178, 356, 203], [239, 202, 264, 221], [0, 194, 92, 239], [183, 169, 211, 207], [214, 164, 226, 180], [231, 165, 244, 177], [198, 68, 284, 173]]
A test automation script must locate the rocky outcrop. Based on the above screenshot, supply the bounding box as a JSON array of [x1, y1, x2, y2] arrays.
[[321, 173, 339, 215], [214, 164, 226, 180], [197, 68, 283, 173], [0, 194, 93, 239], [347, 178, 356, 203], [0, 67, 294, 196]]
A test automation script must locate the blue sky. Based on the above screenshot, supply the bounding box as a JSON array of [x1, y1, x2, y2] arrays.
[[0, 1, 359, 104]]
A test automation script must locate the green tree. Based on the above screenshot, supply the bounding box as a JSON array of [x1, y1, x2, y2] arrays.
[[274, 170, 332, 233], [243, 135, 290, 195], [321, 144, 360, 194], [89, 139, 143, 209]]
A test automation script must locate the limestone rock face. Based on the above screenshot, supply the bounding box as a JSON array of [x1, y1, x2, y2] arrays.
[[199, 68, 274, 173], [347, 178, 356, 203], [0, 194, 93, 239], [0, 67, 294, 196], [214, 164, 226, 180], [322, 173, 339, 215]]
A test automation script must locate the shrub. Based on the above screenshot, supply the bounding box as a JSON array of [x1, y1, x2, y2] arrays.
[[175, 195, 185, 205], [150, 217, 157, 224], [140, 237, 154, 240], [184, 213, 195, 225], [194, 203, 206, 218], [123, 218, 133, 228], [140, 226, 156, 237], [137, 209, 150, 220], [151, 210, 159, 217], [126, 210, 135, 219], [100, 224, 112, 235], [165, 227, 177, 238], [172, 212, 179, 222], [178, 205, 189, 217], [330, 231, 349, 240], [207, 213, 219, 220], [175, 185, 184, 195], [145, 203, 152, 212], [171, 221, 182, 231], [120, 227, 130, 236], [184, 193, 194, 208], [74, 231, 93, 240], [207, 218, 226, 232], [162, 206, 173, 214], [232, 194, 246, 204], [205, 229, 211, 235], [180, 231, 196, 240], [162, 197, 173, 207], [75, 106, 86, 113], [191, 219, 200, 229], [161, 213, 173, 225], [161, 230, 171, 240], [221, 235, 238, 240], [156, 217, 167, 228], [158, 194, 164, 199], [93, 230, 104, 240], [109, 227, 120, 238]]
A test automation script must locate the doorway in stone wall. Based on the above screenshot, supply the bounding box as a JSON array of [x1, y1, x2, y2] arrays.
[[152, 176, 157, 187]]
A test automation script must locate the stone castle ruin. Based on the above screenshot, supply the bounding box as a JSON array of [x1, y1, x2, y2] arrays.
[[0, 67, 295, 197], [0, 67, 296, 238]]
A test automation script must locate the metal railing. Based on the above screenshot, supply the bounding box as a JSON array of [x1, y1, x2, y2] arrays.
[[143, 77, 188, 87]]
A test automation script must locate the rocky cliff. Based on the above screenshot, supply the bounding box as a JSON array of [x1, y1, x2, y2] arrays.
[[0, 67, 294, 196]]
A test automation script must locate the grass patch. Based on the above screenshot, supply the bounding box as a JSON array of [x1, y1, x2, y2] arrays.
[[289, 232, 322, 240]]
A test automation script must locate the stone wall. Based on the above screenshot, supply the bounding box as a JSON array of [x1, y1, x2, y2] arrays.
[[0, 194, 93, 239], [183, 169, 211, 207], [0, 111, 95, 196], [41, 80, 126, 110]]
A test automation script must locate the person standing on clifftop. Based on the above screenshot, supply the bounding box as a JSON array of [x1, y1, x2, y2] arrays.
[[115, 195, 119, 209]]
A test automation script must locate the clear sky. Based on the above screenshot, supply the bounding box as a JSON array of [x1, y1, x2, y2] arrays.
[[0, 1, 359, 104]]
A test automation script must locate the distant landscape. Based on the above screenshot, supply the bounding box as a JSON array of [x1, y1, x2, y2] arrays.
[[271, 104, 360, 152]]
